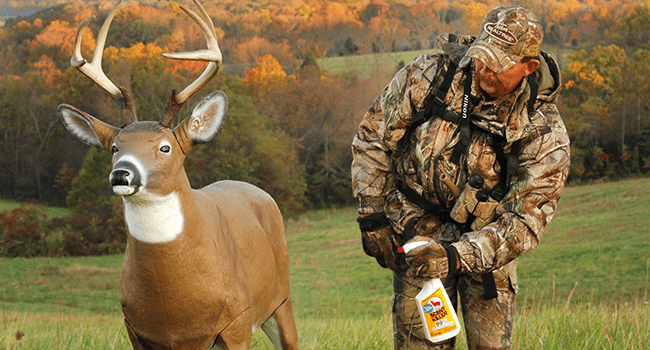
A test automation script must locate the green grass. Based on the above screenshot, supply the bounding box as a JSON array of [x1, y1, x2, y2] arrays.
[[518, 178, 650, 306], [1, 312, 127, 350], [1, 178, 649, 349], [283, 208, 392, 319], [0, 256, 122, 315], [318, 49, 433, 78], [317, 45, 576, 79], [0, 200, 70, 219]]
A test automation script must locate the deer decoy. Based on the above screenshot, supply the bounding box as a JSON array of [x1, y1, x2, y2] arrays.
[[57, 1, 298, 349]]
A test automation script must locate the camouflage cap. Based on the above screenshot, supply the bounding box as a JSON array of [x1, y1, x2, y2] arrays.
[[466, 5, 543, 74]]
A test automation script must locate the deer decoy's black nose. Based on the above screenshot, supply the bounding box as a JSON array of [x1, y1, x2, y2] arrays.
[[110, 170, 130, 186], [110, 161, 140, 187]]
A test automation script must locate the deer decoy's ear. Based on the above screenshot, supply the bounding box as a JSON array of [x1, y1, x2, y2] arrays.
[[58, 104, 120, 151], [173, 91, 227, 154]]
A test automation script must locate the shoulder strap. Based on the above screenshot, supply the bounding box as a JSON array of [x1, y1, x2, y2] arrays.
[[505, 75, 538, 184], [397, 56, 460, 158], [449, 66, 473, 165], [494, 74, 539, 186], [411, 59, 459, 128], [527, 74, 538, 116], [482, 76, 539, 300]]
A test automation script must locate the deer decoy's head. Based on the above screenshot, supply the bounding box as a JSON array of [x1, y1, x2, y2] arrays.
[[58, 0, 226, 200]]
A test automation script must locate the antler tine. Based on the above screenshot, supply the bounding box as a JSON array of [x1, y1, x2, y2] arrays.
[[71, 0, 124, 99], [162, 0, 222, 106]]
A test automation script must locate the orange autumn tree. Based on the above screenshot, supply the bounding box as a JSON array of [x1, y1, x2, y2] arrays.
[[243, 54, 291, 99], [102, 42, 183, 121], [27, 20, 82, 64], [562, 44, 637, 179]]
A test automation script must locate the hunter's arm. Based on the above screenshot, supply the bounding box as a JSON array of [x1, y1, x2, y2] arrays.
[[452, 103, 571, 274]]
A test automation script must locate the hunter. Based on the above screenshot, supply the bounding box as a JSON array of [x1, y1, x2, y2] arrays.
[[352, 5, 570, 349]]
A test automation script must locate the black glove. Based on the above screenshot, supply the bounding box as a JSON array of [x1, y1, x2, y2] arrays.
[[357, 213, 405, 271], [403, 236, 458, 279]]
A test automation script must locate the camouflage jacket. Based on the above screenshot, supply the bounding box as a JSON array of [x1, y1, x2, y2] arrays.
[[351, 34, 570, 276]]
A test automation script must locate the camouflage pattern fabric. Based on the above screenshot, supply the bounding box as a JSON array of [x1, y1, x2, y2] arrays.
[[351, 31, 570, 349], [393, 267, 516, 350], [465, 5, 544, 74]]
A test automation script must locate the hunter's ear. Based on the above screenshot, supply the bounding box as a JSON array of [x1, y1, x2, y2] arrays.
[[523, 58, 540, 76], [58, 104, 120, 151], [173, 91, 228, 154]]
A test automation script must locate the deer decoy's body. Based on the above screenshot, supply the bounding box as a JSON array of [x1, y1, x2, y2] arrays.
[[58, 1, 298, 349]]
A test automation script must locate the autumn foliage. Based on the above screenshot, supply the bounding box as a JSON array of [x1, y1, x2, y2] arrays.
[[1, 0, 650, 256], [243, 54, 290, 97]]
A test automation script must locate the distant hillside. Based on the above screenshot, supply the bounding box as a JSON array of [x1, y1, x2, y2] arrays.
[[1, 1, 60, 27], [0, 6, 44, 18], [0, 0, 66, 16], [1, 0, 68, 8], [0, 0, 93, 26]]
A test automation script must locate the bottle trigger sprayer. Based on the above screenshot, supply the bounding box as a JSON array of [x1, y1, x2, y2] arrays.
[[399, 241, 461, 343]]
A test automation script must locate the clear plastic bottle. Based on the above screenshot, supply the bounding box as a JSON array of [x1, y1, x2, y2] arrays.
[[401, 241, 461, 343]]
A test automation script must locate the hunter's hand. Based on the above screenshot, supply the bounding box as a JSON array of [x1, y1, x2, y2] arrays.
[[403, 236, 457, 279], [361, 226, 406, 271]]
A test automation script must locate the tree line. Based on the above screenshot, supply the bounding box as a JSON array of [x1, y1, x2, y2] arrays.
[[1, 0, 649, 256]]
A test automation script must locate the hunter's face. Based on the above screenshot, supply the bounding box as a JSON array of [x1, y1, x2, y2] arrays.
[[474, 58, 539, 100]]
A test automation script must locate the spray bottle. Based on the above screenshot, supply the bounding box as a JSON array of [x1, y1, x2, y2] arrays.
[[399, 241, 461, 343]]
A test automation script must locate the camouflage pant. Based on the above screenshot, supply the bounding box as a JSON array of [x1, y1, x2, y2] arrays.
[[392, 262, 516, 350]]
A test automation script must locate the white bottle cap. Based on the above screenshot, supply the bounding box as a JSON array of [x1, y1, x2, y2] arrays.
[[400, 241, 429, 254]]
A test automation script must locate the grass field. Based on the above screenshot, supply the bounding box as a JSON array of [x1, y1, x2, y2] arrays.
[[318, 49, 429, 79], [1, 178, 649, 349], [317, 45, 575, 79], [0, 200, 70, 219]]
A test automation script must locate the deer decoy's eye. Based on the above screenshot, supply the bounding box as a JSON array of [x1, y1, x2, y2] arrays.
[[160, 145, 171, 153], [111, 145, 119, 155]]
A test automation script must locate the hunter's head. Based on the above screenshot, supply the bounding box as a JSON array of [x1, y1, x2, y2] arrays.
[[468, 5, 543, 99]]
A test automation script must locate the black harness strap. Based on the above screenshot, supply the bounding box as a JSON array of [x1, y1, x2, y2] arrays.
[[357, 212, 391, 232], [411, 60, 459, 128], [396, 180, 446, 216], [495, 74, 538, 186], [396, 179, 450, 242], [481, 273, 499, 300], [397, 59, 473, 248], [527, 74, 539, 116], [449, 68, 473, 165], [396, 58, 461, 241], [481, 74, 539, 300]]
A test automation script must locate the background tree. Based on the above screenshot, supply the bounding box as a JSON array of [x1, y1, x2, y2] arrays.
[[242, 54, 290, 100], [65, 147, 125, 254], [186, 75, 307, 215], [254, 58, 382, 207], [2, 0, 650, 219], [562, 44, 650, 180]]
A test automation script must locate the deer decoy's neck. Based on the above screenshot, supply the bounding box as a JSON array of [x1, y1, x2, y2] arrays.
[[123, 191, 185, 243]]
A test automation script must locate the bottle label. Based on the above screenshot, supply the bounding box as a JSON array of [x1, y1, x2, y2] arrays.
[[420, 287, 458, 337]]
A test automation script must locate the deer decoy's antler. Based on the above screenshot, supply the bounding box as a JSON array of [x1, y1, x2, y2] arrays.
[[71, 0, 136, 126], [160, 0, 223, 127], [71, 0, 221, 128]]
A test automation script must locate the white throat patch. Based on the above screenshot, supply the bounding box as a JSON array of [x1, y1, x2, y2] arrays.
[[123, 192, 184, 243]]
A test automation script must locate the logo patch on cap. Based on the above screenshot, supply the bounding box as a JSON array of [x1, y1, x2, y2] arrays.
[[485, 23, 518, 45]]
